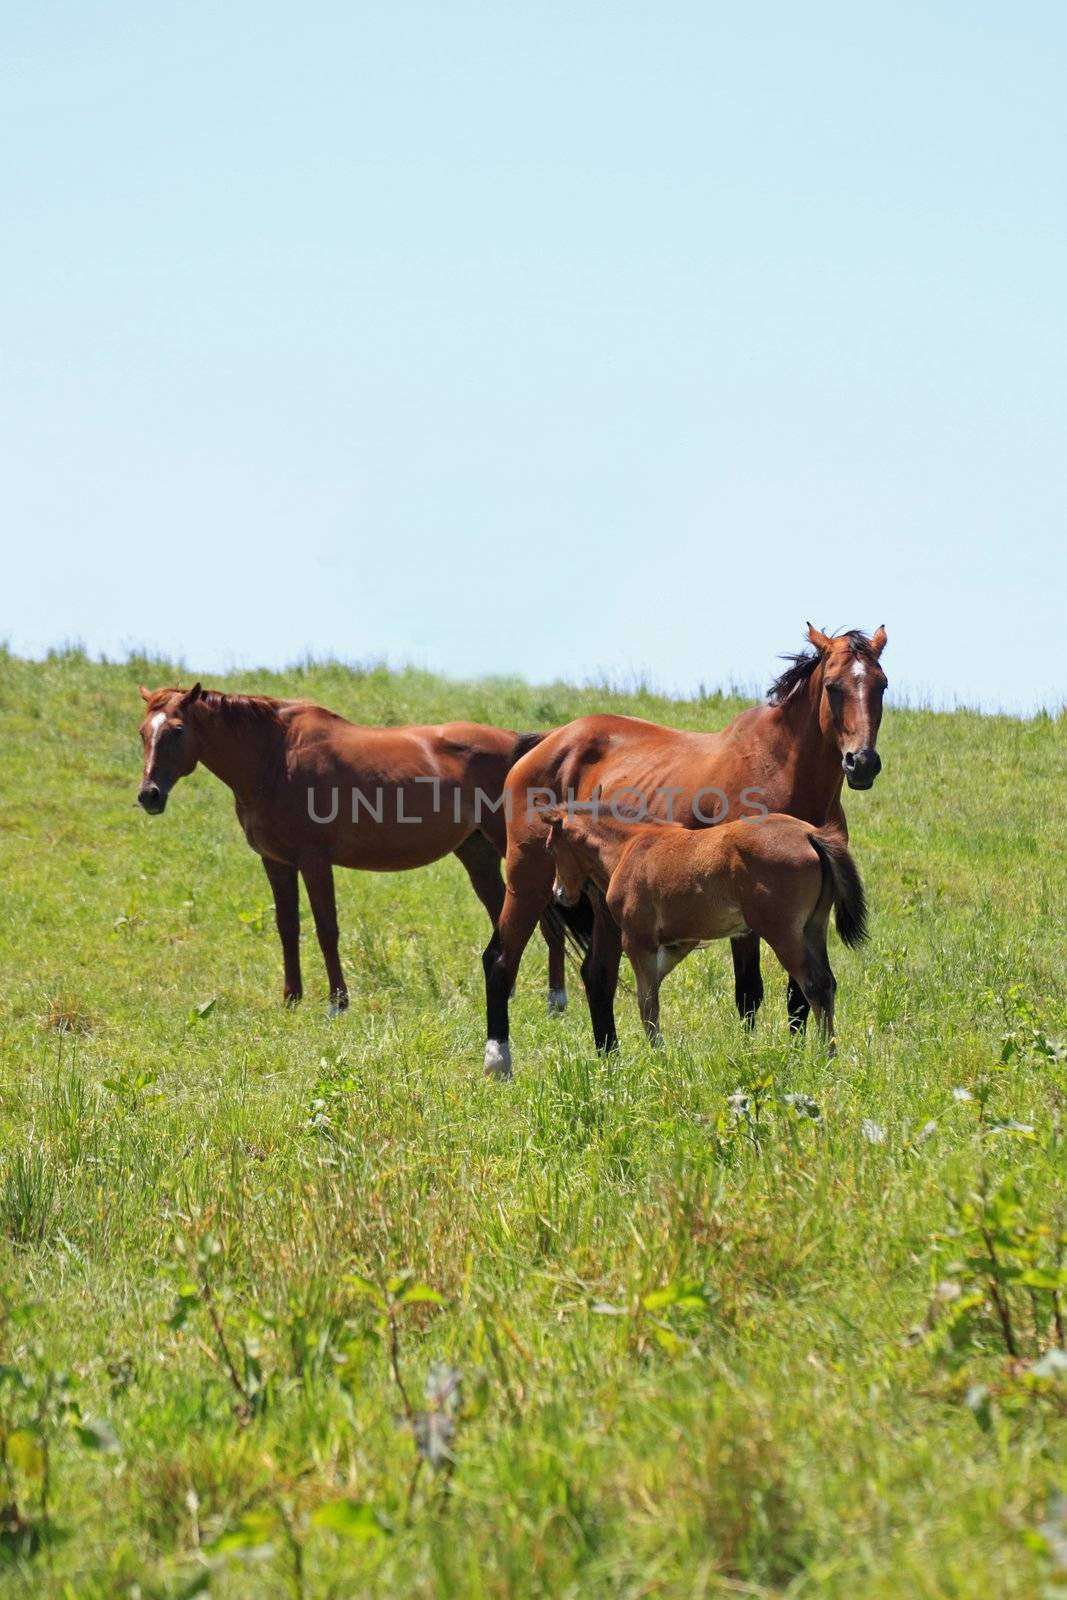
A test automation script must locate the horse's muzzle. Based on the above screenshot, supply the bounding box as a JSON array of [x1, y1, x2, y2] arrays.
[[553, 883, 580, 909], [137, 783, 167, 814], [843, 748, 882, 790]]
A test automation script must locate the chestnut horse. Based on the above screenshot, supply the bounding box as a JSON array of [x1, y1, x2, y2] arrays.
[[543, 806, 867, 1053], [136, 685, 575, 1013], [482, 624, 887, 1077]]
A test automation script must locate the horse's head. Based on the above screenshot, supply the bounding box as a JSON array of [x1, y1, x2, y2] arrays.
[[806, 624, 888, 790], [136, 683, 203, 813], [540, 809, 588, 907]]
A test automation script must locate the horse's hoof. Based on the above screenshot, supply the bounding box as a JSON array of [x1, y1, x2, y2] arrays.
[[327, 994, 350, 1019], [547, 988, 567, 1015], [483, 1039, 512, 1080]]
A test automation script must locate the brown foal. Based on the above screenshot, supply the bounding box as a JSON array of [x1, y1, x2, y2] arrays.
[[543, 807, 868, 1053], [136, 684, 571, 1013]]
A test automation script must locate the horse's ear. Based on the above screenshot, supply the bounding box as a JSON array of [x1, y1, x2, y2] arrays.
[[806, 622, 832, 654], [138, 685, 152, 703], [181, 682, 203, 707], [869, 625, 887, 659]]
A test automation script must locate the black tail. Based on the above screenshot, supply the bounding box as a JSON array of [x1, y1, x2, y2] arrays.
[[809, 828, 868, 949], [508, 732, 594, 960], [544, 893, 595, 959]]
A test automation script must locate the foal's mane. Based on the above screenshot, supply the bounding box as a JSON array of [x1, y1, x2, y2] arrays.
[[767, 631, 880, 706]]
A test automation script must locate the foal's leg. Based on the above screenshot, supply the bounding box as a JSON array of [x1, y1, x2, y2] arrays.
[[792, 864, 836, 1043], [624, 939, 662, 1045], [766, 930, 837, 1057], [581, 896, 622, 1054], [656, 943, 692, 985], [261, 856, 302, 1004], [795, 956, 836, 1054], [730, 932, 764, 1028], [300, 853, 348, 1015], [799, 916, 837, 1053]]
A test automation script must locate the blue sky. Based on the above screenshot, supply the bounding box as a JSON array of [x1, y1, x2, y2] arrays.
[[3, 3, 1064, 712]]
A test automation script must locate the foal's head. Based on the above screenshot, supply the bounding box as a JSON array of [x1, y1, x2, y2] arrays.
[[136, 683, 203, 813], [541, 810, 591, 907], [771, 625, 888, 791]]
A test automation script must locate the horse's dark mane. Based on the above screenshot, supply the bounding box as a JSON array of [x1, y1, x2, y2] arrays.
[[198, 690, 288, 727], [149, 687, 295, 727], [767, 631, 879, 706]]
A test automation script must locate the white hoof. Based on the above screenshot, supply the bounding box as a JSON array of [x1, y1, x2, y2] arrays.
[[483, 1039, 512, 1080], [327, 997, 349, 1019], [547, 988, 568, 1015]]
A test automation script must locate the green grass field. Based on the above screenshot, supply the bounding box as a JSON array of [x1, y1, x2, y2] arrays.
[[0, 647, 1064, 1598]]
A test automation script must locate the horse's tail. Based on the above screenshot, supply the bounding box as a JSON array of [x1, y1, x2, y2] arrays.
[[507, 731, 594, 958], [545, 887, 595, 958], [809, 827, 868, 949]]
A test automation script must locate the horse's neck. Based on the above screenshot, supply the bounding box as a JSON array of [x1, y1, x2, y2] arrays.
[[761, 688, 844, 824], [194, 707, 283, 802]]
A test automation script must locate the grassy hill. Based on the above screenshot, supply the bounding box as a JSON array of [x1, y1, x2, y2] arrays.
[[0, 647, 1064, 1598]]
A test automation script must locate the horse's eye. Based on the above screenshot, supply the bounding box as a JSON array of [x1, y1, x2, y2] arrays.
[[825, 682, 843, 698]]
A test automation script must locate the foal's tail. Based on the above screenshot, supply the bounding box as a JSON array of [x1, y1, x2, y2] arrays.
[[809, 828, 868, 949]]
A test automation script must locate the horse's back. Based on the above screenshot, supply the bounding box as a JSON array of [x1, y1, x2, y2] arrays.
[[505, 713, 728, 821], [433, 722, 522, 758], [511, 712, 709, 768], [288, 709, 518, 771]]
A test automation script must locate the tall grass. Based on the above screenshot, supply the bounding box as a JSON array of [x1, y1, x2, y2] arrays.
[[0, 651, 1063, 1596]]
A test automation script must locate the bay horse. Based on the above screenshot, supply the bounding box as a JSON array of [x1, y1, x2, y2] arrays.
[[543, 806, 868, 1053], [135, 685, 576, 1013], [482, 623, 887, 1077]]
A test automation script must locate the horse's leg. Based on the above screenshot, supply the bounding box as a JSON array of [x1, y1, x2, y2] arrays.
[[543, 914, 568, 1014], [625, 938, 662, 1046], [300, 853, 348, 1015], [581, 895, 622, 1054], [482, 881, 548, 1079], [789, 853, 837, 1041], [800, 914, 837, 1054], [730, 932, 763, 1028], [656, 943, 692, 985], [765, 930, 837, 1058], [261, 856, 302, 1005], [786, 977, 811, 1034], [454, 832, 505, 924], [804, 960, 837, 1054], [459, 831, 567, 1015]]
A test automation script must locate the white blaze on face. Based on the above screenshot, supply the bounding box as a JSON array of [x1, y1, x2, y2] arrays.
[[146, 711, 166, 767], [848, 659, 873, 752]]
